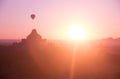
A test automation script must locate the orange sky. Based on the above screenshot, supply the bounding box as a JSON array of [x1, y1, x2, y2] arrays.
[[0, 0, 120, 40]]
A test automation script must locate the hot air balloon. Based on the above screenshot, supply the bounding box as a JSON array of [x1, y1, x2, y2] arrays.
[[30, 14, 36, 20]]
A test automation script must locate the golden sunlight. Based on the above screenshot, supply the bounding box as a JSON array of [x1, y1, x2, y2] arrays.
[[66, 25, 88, 40]]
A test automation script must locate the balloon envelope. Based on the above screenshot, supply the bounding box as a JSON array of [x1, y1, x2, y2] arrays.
[[31, 14, 36, 20]]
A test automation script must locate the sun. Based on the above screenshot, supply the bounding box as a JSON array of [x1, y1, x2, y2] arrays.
[[66, 25, 88, 40]]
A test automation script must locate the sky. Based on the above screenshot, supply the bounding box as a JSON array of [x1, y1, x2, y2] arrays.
[[0, 0, 120, 40]]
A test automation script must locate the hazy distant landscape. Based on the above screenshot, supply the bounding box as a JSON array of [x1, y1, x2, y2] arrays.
[[0, 40, 20, 46], [0, 29, 120, 79]]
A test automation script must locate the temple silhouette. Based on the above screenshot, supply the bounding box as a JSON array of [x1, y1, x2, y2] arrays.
[[15, 29, 47, 46], [27, 29, 42, 41]]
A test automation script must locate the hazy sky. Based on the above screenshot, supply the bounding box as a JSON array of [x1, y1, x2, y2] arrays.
[[0, 0, 120, 40]]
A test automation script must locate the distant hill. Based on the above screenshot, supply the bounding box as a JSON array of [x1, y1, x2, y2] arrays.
[[0, 39, 20, 46]]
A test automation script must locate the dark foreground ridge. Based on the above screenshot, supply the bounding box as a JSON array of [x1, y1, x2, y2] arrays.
[[0, 29, 120, 79]]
